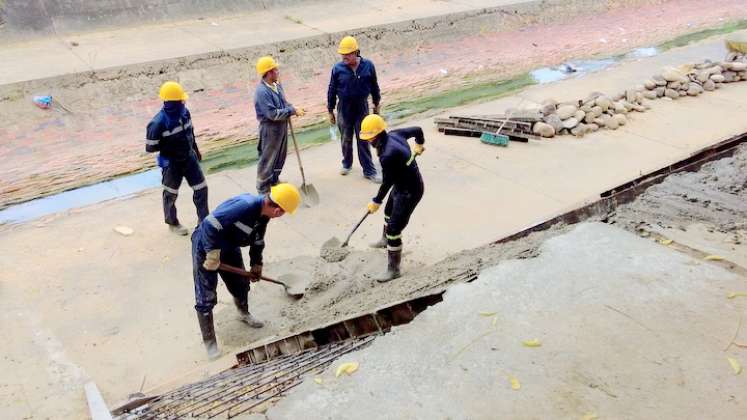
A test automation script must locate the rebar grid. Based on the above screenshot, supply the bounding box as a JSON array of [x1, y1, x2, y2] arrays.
[[119, 336, 375, 419]]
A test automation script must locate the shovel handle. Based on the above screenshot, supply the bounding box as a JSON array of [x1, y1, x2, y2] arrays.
[[342, 210, 370, 246], [218, 263, 287, 287], [288, 120, 307, 186]]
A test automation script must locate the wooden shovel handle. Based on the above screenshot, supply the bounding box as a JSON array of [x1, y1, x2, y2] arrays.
[[218, 263, 286, 287]]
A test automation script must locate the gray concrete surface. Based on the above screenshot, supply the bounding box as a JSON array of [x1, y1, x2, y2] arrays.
[[267, 223, 747, 419]]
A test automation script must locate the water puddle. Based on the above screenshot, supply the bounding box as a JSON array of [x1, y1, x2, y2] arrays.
[[530, 47, 660, 84], [0, 170, 161, 224]]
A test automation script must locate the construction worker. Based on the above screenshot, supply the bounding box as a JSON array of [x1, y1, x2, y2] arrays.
[[254, 56, 305, 194], [359, 114, 425, 282], [146, 81, 208, 236], [192, 183, 301, 359], [327, 36, 382, 183]]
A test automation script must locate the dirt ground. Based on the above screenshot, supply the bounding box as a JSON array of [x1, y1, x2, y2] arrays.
[[2, 0, 747, 207]]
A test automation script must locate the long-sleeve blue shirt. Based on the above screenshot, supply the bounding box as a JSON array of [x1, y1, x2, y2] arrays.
[[327, 58, 381, 119], [197, 194, 269, 265], [145, 108, 199, 161], [254, 81, 295, 124], [372, 127, 425, 204]]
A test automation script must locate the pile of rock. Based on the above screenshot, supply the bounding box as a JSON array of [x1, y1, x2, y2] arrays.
[[531, 52, 747, 139]]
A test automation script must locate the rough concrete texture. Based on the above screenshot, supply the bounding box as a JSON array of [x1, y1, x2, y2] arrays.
[[613, 144, 747, 234], [612, 143, 747, 266], [2, 0, 746, 208], [267, 223, 747, 420]]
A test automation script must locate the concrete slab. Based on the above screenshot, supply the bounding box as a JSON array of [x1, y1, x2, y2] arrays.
[[267, 223, 747, 420]]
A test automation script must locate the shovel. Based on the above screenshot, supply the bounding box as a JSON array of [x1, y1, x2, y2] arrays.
[[320, 211, 369, 263], [219, 263, 305, 299], [288, 120, 320, 207]]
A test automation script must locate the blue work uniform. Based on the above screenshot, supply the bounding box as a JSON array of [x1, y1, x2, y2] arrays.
[[327, 58, 381, 176], [145, 103, 208, 226], [372, 127, 425, 251], [254, 81, 296, 194], [191, 194, 269, 313]]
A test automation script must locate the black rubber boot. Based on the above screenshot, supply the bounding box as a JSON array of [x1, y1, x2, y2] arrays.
[[233, 297, 264, 328], [375, 249, 402, 283], [369, 226, 387, 249], [196, 311, 220, 360]]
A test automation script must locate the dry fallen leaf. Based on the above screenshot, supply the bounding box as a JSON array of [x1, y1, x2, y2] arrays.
[[727, 292, 747, 299], [704, 255, 724, 261], [659, 239, 673, 245], [728, 357, 742, 375], [581, 413, 599, 420], [479, 311, 497, 317], [522, 339, 542, 348], [509, 375, 521, 390], [313, 377, 323, 384], [335, 362, 359, 378]]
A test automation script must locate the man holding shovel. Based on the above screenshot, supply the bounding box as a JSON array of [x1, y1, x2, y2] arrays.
[[254, 56, 305, 194], [191, 183, 301, 359], [359, 114, 425, 282]]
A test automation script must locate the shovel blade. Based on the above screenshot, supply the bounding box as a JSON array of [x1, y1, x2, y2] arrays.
[[300, 183, 320, 207], [278, 273, 308, 298]]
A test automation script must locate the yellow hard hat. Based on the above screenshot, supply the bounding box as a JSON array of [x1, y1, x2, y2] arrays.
[[256, 56, 278, 77], [270, 183, 301, 214], [159, 81, 188, 101], [360, 114, 387, 141], [337, 36, 359, 54]]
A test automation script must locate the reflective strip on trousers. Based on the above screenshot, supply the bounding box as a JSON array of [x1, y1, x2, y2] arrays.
[[386, 233, 402, 240], [191, 180, 207, 191], [145, 139, 159, 145], [163, 184, 179, 195], [234, 221, 253, 235], [205, 215, 223, 230], [387, 244, 403, 251]]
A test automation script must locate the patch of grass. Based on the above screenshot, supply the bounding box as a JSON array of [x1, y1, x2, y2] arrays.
[[658, 19, 747, 51]]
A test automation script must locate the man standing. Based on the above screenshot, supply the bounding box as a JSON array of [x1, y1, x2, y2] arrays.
[[146, 81, 208, 236], [327, 36, 382, 183], [254, 56, 304, 194], [359, 114, 425, 282], [192, 183, 301, 359]]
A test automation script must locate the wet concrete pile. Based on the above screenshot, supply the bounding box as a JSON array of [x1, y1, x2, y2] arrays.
[[611, 143, 747, 239], [531, 51, 747, 138]]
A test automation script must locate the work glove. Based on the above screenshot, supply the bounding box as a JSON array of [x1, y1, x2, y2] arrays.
[[412, 143, 425, 156], [328, 112, 336, 125], [295, 108, 306, 117], [203, 249, 220, 271], [249, 264, 262, 282], [367, 202, 380, 214], [373, 103, 381, 115]]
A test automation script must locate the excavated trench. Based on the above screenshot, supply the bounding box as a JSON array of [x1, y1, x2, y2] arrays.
[[114, 133, 747, 418]]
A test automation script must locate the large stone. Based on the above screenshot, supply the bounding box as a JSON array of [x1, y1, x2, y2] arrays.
[[570, 124, 588, 137], [612, 114, 627, 126], [643, 90, 658, 100], [583, 112, 597, 124], [590, 106, 603, 118], [643, 80, 657, 90], [668, 81, 681, 90], [574, 110, 586, 121], [595, 96, 612, 112], [696, 71, 710, 83], [662, 68, 684, 82], [605, 117, 620, 130], [580, 104, 593, 113], [541, 99, 558, 116], [710, 74, 725, 83], [543, 114, 564, 133], [727, 62, 747, 71], [562, 117, 579, 129], [613, 101, 628, 114], [588, 123, 600, 132], [687, 83, 704, 96], [703, 80, 716, 91], [665, 88, 679, 99], [625, 89, 637, 103], [632, 104, 647, 112], [655, 86, 666, 97], [532, 122, 556, 138], [723, 71, 737, 82], [557, 105, 577, 120], [652, 75, 668, 86]]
